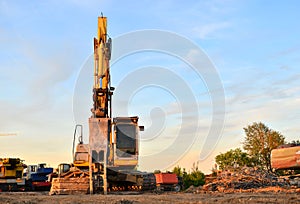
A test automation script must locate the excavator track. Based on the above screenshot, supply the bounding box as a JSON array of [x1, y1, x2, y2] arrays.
[[107, 170, 156, 192], [141, 173, 156, 191]]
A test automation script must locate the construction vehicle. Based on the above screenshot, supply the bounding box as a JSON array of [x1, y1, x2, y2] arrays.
[[50, 15, 156, 195], [271, 144, 300, 187], [271, 145, 300, 170], [23, 163, 53, 191], [49, 125, 91, 195], [154, 172, 182, 192], [0, 158, 26, 191]]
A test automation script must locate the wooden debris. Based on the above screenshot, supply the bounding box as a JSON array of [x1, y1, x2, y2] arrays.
[[49, 177, 89, 195], [200, 167, 292, 193]]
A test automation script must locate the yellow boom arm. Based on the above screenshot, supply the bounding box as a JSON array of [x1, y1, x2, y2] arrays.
[[92, 16, 112, 118]]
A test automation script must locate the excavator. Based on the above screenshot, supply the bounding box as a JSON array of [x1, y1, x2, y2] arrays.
[[271, 144, 300, 187], [271, 144, 300, 170], [50, 16, 156, 195]]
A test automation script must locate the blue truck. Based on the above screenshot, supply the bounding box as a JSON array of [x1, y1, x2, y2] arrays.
[[24, 163, 53, 191]]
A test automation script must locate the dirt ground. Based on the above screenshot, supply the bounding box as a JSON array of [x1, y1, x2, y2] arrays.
[[0, 191, 299, 204]]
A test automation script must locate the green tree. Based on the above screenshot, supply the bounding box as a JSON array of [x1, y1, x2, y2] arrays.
[[182, 163, 205, 189], [172, 164, 205, 190], [172, 166, 183, 177], [215, 148, 255, 170], [290, 140, 300, 146], [243, 122, 285, 171], [153, 169, 161, 174]]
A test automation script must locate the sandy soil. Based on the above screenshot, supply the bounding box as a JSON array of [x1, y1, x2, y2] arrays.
[[0, 191, 299, 204]]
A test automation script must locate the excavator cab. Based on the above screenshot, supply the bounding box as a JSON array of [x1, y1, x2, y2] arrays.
[[114, 117, 139, 157], [112, 117, 143, 170], [57, 163, 71, 176]]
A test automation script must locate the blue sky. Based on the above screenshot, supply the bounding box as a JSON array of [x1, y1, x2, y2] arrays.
[[1, 0, 299, 173]]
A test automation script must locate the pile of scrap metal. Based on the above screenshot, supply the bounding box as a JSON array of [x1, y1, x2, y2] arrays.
[[202, 167, 288, 192]]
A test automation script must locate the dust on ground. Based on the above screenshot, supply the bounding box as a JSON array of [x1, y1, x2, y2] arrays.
[[0, 191, 299, 204]]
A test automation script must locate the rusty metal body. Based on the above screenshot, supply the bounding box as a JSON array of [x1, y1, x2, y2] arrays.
[[89, 118, 109, 193], [271, 145, 300, 170], [154, 173, 181, 192]]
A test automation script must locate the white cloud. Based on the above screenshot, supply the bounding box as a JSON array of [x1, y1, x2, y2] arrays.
[[193, 21, 231, 39], [269, 46, 300, 59]]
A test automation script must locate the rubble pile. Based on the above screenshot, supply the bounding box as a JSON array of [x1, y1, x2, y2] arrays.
[[49, 177, 89, 195], [49, 168, 90, 195], [202, 167, 291, 192]]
